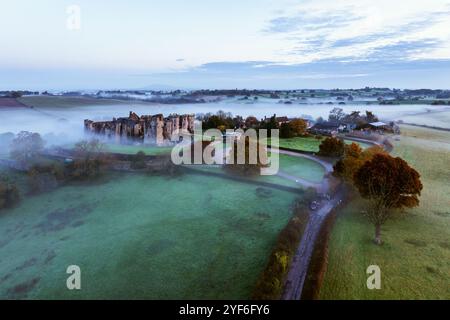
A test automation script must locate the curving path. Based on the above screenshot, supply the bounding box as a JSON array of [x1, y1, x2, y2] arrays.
[[268, 148, 333, 192], [268, 147, 344, 300]]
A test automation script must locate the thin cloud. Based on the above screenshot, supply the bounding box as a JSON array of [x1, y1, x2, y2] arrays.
[[262, 0, 450, 64]]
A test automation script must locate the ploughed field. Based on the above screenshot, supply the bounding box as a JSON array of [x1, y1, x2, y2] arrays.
[[0, 154, 326, 299]]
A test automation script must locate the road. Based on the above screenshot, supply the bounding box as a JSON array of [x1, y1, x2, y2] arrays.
[[281, 191, 343, 300], [268, 147, 343, 300]]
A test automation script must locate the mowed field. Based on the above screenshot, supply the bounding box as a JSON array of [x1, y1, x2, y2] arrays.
[[319, 125, 450, 299], [266, 136, 371, 153]]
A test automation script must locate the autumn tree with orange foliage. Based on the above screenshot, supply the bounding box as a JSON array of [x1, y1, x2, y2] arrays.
[[317, 137, 345, 157], [353, 154, 423, 245], [333, 143, 387, 183]]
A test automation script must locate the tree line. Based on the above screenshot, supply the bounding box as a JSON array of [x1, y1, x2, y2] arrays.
[[198, 111, 309, 138]]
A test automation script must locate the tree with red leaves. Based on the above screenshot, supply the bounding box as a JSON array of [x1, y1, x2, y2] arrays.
[[353, 154, 423, 245]]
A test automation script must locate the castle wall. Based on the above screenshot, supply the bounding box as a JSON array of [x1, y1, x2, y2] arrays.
[[85, 112, 195, 145]]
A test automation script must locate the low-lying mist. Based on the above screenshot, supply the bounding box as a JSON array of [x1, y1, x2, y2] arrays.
[[0, 100, 447, 151]]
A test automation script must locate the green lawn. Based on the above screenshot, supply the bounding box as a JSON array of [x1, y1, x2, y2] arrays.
[[184, 151, 326, 189], [319, 125, 450, 299], [271, 136, 324, 152], [266, 136, 371, 153], [0, 170, 301, 299], [104, 143, 173, 155], [0, 136, 331, 299], [278, 154, 325, 183], [62, 142, 173, 156]]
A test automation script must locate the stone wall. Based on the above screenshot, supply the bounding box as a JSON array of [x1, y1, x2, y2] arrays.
[[84, 111, 195, 145]]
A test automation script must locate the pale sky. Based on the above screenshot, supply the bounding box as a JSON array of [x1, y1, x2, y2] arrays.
[[1, 0, 450, 90]]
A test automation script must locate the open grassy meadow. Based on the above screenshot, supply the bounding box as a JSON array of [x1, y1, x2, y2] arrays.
[[0, 170, 302, 299], [399, 109, 450, 129], [103, 143, 173, 155], [278, 154, 325, 183], [0, 145, 327, 299], [319, 125, 450, 299], [266, 136, 371, 153]]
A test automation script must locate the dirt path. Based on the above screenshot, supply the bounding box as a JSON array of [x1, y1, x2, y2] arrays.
[[266, 148, 343, 300], [279, 135, 391, 300], [282, 189, 344, 300]]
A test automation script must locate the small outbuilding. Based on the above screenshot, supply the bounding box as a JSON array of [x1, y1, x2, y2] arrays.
[[369, 121, 389, 129]]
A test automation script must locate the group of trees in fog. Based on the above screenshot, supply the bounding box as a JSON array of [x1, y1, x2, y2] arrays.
[[68, 139, 110, 180], [10, 131, 45, 163], [199, 111, 308, 138], [0, 132, 113, 212], [328, 107, 379, 126]]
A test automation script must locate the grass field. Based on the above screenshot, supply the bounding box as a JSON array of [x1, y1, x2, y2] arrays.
[[278, 154, 325, 183], [277, 136, 324, 152], [319, 125, 450, 299], [18, 96, 150, 109], [103, 143, 173, 155], [63, 143, 173, 156], [399, 109, 450, 129], [266, 136, 371, 153], [0, 171, 301, 299]]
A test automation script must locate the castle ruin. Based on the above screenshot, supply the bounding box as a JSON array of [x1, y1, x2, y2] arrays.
[[84, 111, 195, 145]]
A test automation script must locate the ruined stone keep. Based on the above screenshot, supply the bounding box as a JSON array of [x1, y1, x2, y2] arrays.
[[84, 111, 195, 145]]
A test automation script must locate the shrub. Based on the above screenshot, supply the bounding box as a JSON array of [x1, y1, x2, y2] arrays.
[[67, 139, 110, 180], [252, 201, 310, 300], [146, 154, 181, 177], [130, 151, 147, 169], [294, 187, 318, 211], [318, 137, 344, 157], [0, 178, 20, 210], [280, 119, 308, 138], [27, 162, 65, 194]]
